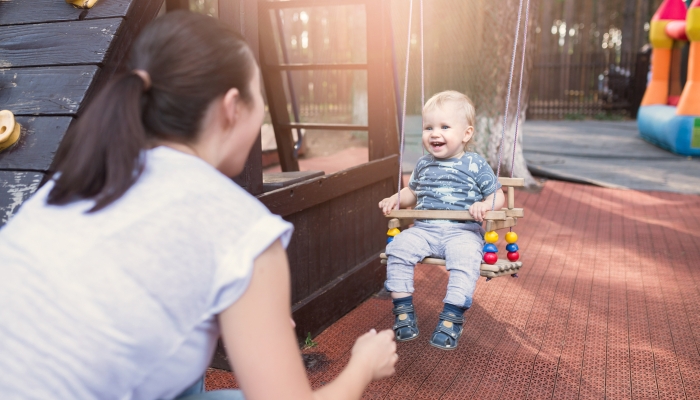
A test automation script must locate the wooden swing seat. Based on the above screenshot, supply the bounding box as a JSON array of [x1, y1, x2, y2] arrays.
[[382, 177, 525, 279], [379, 253, 522, 278]]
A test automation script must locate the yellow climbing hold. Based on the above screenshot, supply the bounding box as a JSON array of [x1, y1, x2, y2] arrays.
[[387, 228, 401, 237], [65, 0, 100, 9], [484, 231, 498, 243], [0, 110, 21, 152], [505, 231, 518, 244]]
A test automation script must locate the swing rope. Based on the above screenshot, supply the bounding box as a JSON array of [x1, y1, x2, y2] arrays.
[[510, 0, 531, 179], [420, 0, 425, 109], [420, 0, 426, 157], [491, 0, 525, 212], [396, 0, 414, 210]]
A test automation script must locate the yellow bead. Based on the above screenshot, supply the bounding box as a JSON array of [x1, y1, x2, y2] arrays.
[[387, 228, 401, 237], [505, 231, 518, 244], [484, 231, 498, 243]]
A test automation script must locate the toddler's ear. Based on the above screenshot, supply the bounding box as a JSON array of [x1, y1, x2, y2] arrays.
[[463, 126, 475, 143]]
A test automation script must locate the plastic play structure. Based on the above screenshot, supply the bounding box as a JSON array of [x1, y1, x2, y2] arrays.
[[638, 0, 700, 156]]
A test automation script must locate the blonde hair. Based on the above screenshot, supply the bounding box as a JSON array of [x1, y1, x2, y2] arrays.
[[423, 90, 476, 149]]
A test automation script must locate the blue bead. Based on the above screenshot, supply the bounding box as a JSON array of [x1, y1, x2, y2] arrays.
[[506, 243, 519, 252], [483, 243, 498, 253], [387, 236, 394, 243]]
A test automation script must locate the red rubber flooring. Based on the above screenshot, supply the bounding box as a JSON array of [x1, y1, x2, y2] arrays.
[[206, 180, 700, 399]]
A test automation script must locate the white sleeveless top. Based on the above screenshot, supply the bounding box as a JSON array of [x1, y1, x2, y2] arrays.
[[0, 147, 293, 400]]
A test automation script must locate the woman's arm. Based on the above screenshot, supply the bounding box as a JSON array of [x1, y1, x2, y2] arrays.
[[219, 240, 397, 400]]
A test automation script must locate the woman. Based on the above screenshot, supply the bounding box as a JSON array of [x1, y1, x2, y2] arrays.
[[0, 11, 397, 400]]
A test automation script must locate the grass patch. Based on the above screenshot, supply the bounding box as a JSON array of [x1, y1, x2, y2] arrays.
[[303, 332, 318, 349]]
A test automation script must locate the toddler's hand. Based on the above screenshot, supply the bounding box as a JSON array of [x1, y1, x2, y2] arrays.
[[469, 201, 489, 222], [378, 196, 398, 215]]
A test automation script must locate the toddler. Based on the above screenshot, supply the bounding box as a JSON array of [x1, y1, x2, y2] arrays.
[[378, 90, 504, 350]]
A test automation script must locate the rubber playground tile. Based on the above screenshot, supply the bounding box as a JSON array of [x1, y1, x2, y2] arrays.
[[206, 181, 700, 399]]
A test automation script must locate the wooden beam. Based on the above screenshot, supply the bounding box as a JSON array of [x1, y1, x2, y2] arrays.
[[259, 0, 368, 10], [498, 177, 525, 187], [265, 63, 368, 71], [257, 5, 299, 172], [486, 217, 517, 232], [258, 155, 397, 216], [387, 218, 401, 229], [366, 0, 398, 161], [0, 18, 120, 68], [1, 66, 98, 116], [279, 123, 369, 131], [0, 117, 71, 171], [0, 171, 44, 226], [386, 209, 506, 221], [0, 0, 130, 26], [503, 208, 524, 218]]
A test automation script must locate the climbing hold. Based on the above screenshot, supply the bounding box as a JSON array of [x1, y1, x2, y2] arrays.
[[0, 110, 21, 152], [387, 236, 394, 244], [483, 243, 498, 253], [506, 243, 519, 252], [507, 251, 520, 262], [483, 252, 498, 264], [387, 228, 401, 237], [505, 231, 518, 244], [484, 231, 498, 243]]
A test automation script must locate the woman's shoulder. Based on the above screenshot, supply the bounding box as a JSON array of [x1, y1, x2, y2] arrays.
[[140, 147, 270, 220]]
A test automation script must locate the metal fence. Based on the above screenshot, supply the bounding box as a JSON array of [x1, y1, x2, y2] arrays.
[[528, 51, 647, 120]]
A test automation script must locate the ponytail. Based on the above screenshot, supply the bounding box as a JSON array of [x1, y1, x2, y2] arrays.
[[48, 74, 148, 212], [46, 11, 256, 212]]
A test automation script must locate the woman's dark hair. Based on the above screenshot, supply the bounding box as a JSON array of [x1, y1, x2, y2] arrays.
[[47, 10, 256, 212]]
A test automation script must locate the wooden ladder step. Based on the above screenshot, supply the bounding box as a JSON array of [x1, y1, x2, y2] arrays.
[[260, 0, 368, 10], [264, 63, 367, 71], [278, 122, 369, 131]]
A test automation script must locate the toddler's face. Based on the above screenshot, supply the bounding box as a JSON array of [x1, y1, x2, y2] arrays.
[[422, 102, 474, 160]]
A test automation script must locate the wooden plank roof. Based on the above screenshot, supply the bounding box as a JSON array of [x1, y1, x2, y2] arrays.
[[0, 0, 163, 226]]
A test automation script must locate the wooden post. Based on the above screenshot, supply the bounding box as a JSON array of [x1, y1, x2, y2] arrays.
[[507, 186, 514, 209], [366, 0, 399, 162], [257, 4, 300, 173], [219, 0, 264, 195]]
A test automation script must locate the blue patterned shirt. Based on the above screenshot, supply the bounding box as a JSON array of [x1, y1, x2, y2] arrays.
[[408, 153, 501, 214]]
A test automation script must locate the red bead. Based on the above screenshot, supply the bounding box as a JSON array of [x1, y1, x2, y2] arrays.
[[483, 252, 498, 264], [507, 251, 520, 262]]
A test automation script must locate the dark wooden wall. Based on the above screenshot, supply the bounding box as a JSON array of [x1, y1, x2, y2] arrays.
[[0, 0, 164, 226], [258, 156, 396, 338]]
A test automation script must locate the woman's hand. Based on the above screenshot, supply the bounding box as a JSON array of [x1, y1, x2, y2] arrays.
[[378, 195, 398, 216], [350, 329, 398, 381]]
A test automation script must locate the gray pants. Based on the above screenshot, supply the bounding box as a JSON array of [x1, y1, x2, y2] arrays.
[[385, 221, 484, 308]]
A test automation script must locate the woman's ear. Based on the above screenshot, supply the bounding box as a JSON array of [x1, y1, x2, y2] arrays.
[[221, 88, 241, 128]]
